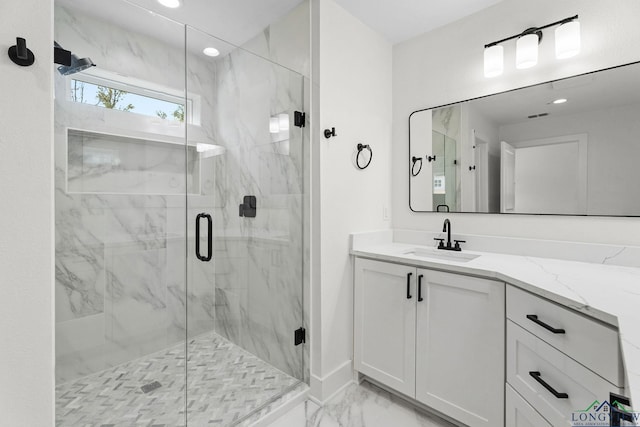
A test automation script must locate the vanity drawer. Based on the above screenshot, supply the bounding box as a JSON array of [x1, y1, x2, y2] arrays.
[[505, 383, 552, 427], [507, 321, 623, 427], [507, 285, 621, 386]]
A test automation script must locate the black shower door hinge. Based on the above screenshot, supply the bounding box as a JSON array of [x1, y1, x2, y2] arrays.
[[294, 327, 306, 346], [294, 111, 306, 128]]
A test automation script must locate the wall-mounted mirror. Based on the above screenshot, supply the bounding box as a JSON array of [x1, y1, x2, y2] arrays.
[[409, 61, 640, 216]]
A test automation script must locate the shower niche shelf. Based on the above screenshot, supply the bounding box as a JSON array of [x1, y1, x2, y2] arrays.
[[66, 128, 202, 195]]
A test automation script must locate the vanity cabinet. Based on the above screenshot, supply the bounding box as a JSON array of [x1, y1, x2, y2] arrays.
[[354, 258, 505, 427], [505, 285, 624, 426]]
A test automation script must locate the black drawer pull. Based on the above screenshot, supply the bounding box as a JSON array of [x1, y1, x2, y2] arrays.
[[529, 371, 568, 399], [610, 392, 634, 425], [526, 314, 565, 334], [418, 274, 424, 302], [407, 272, 413, 299]]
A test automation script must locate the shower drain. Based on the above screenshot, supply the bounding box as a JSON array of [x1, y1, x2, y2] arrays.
[[141, 381, 162, 394]]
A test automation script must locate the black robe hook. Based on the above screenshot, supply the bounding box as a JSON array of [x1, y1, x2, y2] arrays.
[[8, 37, 35, 67]]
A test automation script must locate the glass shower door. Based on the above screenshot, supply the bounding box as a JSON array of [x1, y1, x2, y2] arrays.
[[431, 130, 457, 211], [54, 1, 189, 425], [54, 1, 305, 425], [444, 134, 458, 210], [185, 27, 305, 425], [432, 130, 446, 210]]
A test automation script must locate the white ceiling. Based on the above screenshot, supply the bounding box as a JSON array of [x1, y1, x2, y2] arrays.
[[334, 0, 505, 44], [468, 63, 640, 126], [127, 0, 306, 46], [58, 0, 306, 48], [59, 0, 506, 49]]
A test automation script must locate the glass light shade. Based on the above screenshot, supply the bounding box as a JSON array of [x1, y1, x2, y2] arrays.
[[269, 117, 280, 134], [516, 33, 539, 69], [555, 21, 581, 59], [484, 45, 504, 78], [278, 113, 290, 131]]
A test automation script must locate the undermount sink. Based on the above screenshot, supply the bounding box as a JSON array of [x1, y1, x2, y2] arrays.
[[402, 248, 480, 263]]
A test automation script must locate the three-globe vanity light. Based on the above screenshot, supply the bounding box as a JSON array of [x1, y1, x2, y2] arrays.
[[484, 15, 580, 78]]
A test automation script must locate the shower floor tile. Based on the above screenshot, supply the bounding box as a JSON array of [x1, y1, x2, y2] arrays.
[[55, 332, 300, 427]]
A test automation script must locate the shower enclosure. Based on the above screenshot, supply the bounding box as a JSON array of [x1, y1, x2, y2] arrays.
[[54, 1, 307, 425], [431, 130, 457, 211]]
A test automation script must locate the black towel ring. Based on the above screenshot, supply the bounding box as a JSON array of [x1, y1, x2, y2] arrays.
[[356, 143, 373, 170], [411, 156, 423, 177]]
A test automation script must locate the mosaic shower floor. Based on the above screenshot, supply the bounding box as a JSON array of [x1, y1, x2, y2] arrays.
[[55, 332, 301, 427]]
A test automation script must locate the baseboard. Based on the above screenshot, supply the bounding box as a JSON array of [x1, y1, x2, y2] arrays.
[[310, 359, 354, 403], [361, 376, 464, 427]]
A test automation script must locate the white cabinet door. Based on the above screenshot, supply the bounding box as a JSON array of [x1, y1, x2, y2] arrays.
[[506, 384, 552, 427], [354, 258, 416, 397], [415, 269, 505, 427]]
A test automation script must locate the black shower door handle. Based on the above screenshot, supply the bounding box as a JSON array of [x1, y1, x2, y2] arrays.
[[195, 213, 212, 262]]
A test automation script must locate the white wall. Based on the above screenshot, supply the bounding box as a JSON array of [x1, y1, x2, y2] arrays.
[[513, 141, 582, 214], [408, 111, 433, 210], [393, 0, 640, 245], [500, 103, 640, 216], [312, 0, 392, 400], [0, 0, 54, 425]]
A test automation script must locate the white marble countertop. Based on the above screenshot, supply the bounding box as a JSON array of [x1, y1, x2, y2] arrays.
[[351, 237, 640, 407]]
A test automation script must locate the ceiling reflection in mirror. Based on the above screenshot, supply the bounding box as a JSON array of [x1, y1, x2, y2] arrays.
[[409, 61, 640, 216]]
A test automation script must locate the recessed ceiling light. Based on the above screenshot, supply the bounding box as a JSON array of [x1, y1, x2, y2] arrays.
[[158, 0, 181, 8], [203, 47, 220, 57], [553, 98, 568, 104]]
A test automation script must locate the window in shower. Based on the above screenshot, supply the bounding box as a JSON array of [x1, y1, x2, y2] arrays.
[[66, 68, 200, 125], [71, 79, 185, 121]]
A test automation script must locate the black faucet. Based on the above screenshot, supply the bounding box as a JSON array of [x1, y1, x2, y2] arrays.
[[434, 218, 465, 251], [442, 219, 452, 249]]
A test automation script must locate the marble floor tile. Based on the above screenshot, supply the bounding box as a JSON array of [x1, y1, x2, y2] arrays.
[[56, 332, 300, 426], [266, 381, 456, 427]]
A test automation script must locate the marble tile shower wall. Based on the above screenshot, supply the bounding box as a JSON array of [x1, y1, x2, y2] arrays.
[[54, 5, 217, 383], [54, 2, 310, 385]]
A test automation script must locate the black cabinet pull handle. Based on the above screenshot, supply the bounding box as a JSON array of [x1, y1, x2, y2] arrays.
[[406, 272, 413, 299], [195, 213, 213, 262], [529, 371, 568, 399], [610, 392, 634, 425], [418, 275, 424, 302], [526, 314, 565, 334]]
